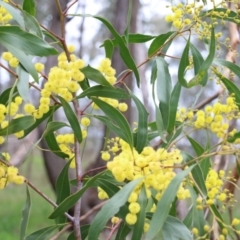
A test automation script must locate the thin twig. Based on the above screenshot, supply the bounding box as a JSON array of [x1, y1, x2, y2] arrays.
[[63, 0, 78, 15], [50, 223, 72, 240], [81, 166, 107, 180], [106, 220, 122, 240]]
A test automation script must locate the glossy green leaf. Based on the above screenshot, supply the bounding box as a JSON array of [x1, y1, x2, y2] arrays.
[[55, 160, 72, 227], [156, 57, 172, 129], [67, 225, 90, 240], [23, 10, 43, 38], [93, 16, 140, 86], [93, 115, 128, 144], [0, 115, 35, 136], [25, 225, 60, 240], [0, 1, 24, 28], [115, 222, 131, 240], [23, 0, 36, 16], [150, 60, 157, 84], [88, 178, 143, 240], [183, 187, 205, 237], [162, 216, 192, 240], [103, 39, 114, 59], [17, 65, 30, 102], [3, 43, 38, 82], [128, 88, 148, 153], [79, 78, 90, 91], [49, 171, 105, 219], [214, 59, 240, 78], [23, 106, 60, 137], [146, 165, 194, 240], [155, 104, 166, 142], [20, 186, 32, 240], [58, 96, 82, 143], [43, 121, 69, 137], [187, 136, 211, 179], [106, 34, 155, 47], [0, 26, 58, 56], [178, 37, 190, 88], [77, 85, 129, 99], [0, 87, 18, 105], [190, 43, 206, 81], [131, 187, 147, 240], [148, 31, 175, 57], [44, 131, 69, 159], [92, 98, 133, 147], [216, 73, 240, 109], [210, 204, 224, 229], [96, 179, 120, 197], [188, 28, 215, 87], [167, 82, 181, 133], [81, 65, 113, 87], [124, 0, 132, 43]]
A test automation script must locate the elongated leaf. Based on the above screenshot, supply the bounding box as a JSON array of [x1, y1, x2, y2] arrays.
[[23, 106, 60, 137], [67, 225, 90, 240], [92, 98, 133, 148], [23, 10, 43, 38], [103, 39, 114, 59], [0, 1, 25, 28], [55, 160, 71, 226], [167, 82, 181, 133], [214, 59, 240, 78], [216, 73, 240, 109], [93, 16, 140, 86], [156, 57, 172, 129], [79, 78, 90, 91], [3, 43, 38, 82], [187, 136, 210, 179], [162, 216, 192, 240], [25, 225, 60, 240], [148, 31, 175, 57], [77, 85, 129, 99], [146, 165, 194, 240], [0, 26, 58, 56], [23, 0, 36, 16], [49, 171, 106, 219], [88, 178, 143, 240], [115, 222, 131, 240], [210, 204, 224, 229], [20, 186, 32, 240], [58, 96, 82, 143], [17, 65, 30, 101], [0, 87, 18, 104], [0, 116, 35, 136], [43, 121, 69, 137], [178, 37, 190, 88], [94, 115, 128, 143], [131, 187, 147, 240], [188, 28, 215, 87], [45, 132, 69, 159], [81, 65, 113, 87], [124, 0, 132, 43], [128, 88, 148, 153], [97, 179, 120, 197]]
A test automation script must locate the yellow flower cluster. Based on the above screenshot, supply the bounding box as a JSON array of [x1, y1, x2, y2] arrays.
[[177, 95, 239, 139], [0, 96, 25, 142], [0, 162, 25, 190], [0, 2, 12, 26], [93, 59, 128, 112], [100, 137, 190, 227], [2, 52, 19, 68]]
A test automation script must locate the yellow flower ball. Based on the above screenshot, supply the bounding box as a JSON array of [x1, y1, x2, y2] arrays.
[[128, 202, 141, 214], [111, 216, 120, 224], [2, 51, 13, 61], [34, 62, 44, 72], [118, 103, 128, 112], [81, 117, 90, 127], [0, 136, 5, 144], [101, 151, 110, 161], [192, 227, 198, 236], [67, 44, 76, 53], [125, 213, 137, 225], [232, 218, 240, 226], [14, 96, 23, 105], [13, 175, 25, 184], [24, 103, 35, 114], [9, 57, 19, 68]]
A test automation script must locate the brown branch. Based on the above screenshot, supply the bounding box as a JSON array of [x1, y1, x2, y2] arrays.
[[106, 219, 122, 240], [50, 223, 72, 240]]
